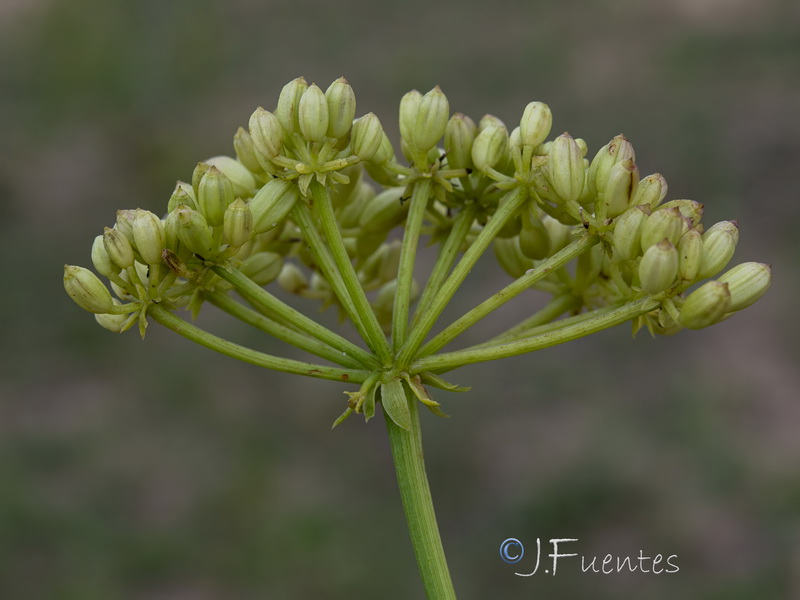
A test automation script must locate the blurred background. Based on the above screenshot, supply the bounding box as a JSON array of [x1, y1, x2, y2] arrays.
[[1, 0, 799, 598]]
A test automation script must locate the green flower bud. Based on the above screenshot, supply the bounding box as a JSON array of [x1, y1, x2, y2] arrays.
[[176, 207, 215, 257], [612, 204, 649, 260], [132, 209, 165, 265], [640, 206, 684, 252], [508, 126, 522, 154], [638, 239, 678, 295], [601, 158, 639, 218], [325, 77, 356, 140], [587, 134, 635, 199], [444, 113, 477, 170], [680, 281, 731, 329], [631, 173, 668, 210], [240, 252, 283, 286], [549, 132, 585, 203], [91, 234, 115, 277], [717, 262, 771, 311], [249, 107, 284, 160], [223, 198, 253, 248], [399, 90, 422, 147], [410, 86, 449, 152], [698, 221, 739, 279], [277, 262, 309, 294], [519, 101, 552, 148], [372, 131, 396, 165], [493, 236, 532, 278], [95, 310, 130, 333], [351, 113, 385, 161], [298, 83, 329, 143], [358, 187, 408, 234], [575, 138, 588, 157], [233, 127, 263, 174], [249, 178, 300, 234], [167, 181, 196, 213], [64, 265, 114, 314], [479, 114, 506, 131], [542, 214, 573, 252], [275, 76, 308, 135], [191, 162, 212, 198], [471, 125, 509, 173], [197, 166, 235, 227], [660, 199, 703, 230], [677, 229, 704, 282], [519, 209, 551, 260], [204, 155, 257, 198], [115, 209, 137, 244], [103, 226, 135, 269]]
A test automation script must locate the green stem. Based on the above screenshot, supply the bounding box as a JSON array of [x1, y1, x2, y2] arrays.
[[148, 305, 371, 383], [203, 291, 367, 369], [480, 293, 581, 346], [212, 265, 380, 369], [309, 180, 392, 364], [413, 297, 659, 373], [418, 235, 598, 357], [398, 187, 528, 366], [392, 178, 433, 351], [412, 203, 478, 329], [385, 389, 456, 600]]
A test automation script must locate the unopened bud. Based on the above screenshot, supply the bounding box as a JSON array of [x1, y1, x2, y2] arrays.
[[275, 77, 308, 135], [223, 198, 253, 248], [175, 207, 215, 257], [717, 262, 771, 311], [103, 226, 135, 269], [493, 237, 531, 278], [587, 134, 635, 199], [399, 90, 422, 146], [132, 209, 165, 265], [471, 125, 509, 172], [298, 83, 329, 142], [601, 158, 639, 218], [95, 310, 130, 333], [233, 127, 262, 174], [204, 156, 257, 198], [358, 187, 408, 234], [640, 206, 684, 252], [64, 265, 114, 314], [410, 86, 449, 152], [638, 239, 678, 295], [197, 166, 235, 227], [444, 113, 477, 170], [241, 252, 283, 286], [631, 173, 668, 210], [660, 199, 704, 230], [698, 221, 739, 279], [325, 77, 356, 140], [191, 162, 212, 198], [677, 229, 704, 282], [549, 132, 585, 203], [680, 281, 731, 329], [249, 107, 284, 160], [519, 206, 551, 260], [168, 181, 196, 213], [277, 262, 309, 294], [542, 214, 572, 252], [249, 178, 300, 233], [519, 101, 552, 148], [612, 204, 649, 260], [372, 131, 396, 165], [91, 235, 115, 277], [115, 209, 137, 245], [351, 113, 385, 161]]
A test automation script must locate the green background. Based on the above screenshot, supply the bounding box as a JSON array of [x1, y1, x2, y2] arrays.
[[1, 0, 799, 597]]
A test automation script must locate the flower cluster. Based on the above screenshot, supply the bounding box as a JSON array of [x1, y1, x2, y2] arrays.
[[64, 76, 771, 425]]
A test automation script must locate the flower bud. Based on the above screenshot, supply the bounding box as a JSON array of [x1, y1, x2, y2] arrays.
[[249, 178, 300, 233], [680, 281, 731, 329], [660, 199, 703, 230], [358, 187, 408, 234], [103, 226, 135, 269], [175, 207, 215, 257], [640, 206, 684, 252], [612, 204, 649, 260], [600, 158, 639, 218], [717, 262, 771, 311], [325, 77, 356, 140], [241, 252, 283, 286], [444, 113, 477, 170], [399, 90, 422, 147], [493, 237, 531, 278], [275, 76, 308, 135], [167, 181, 196, 213], [351, 113, 385, 161], [249, 107, 284, 160], [631, 173, 668, 210], [197, 166, 235, 227], [542, 214, 573, 252], [298, 83, 329, 143], [638, 239, 678, 295], [115, 209, 137, 245], [233, 127, 263, 174], [519, 206, 551, 260], [64, 265, 114, 314], [587, 134, 635, 199], [373, 131, 396, 165], [698, 221, 738, 279], [277, 262, 309, 294], [471, 125, 509, 172], [549, 132, 585, 203], [191, 162, 212, 198], [519, 101, 552, 148], [204, 156, 257, 198], [508, 126, 522, 153], [132, 209, 165, 265], [677, 229, 704, 282], [223, 198, 253, 248], [410, 86, 449, 152], [95, 310, 130, 333], [91, 234, 115, 277]]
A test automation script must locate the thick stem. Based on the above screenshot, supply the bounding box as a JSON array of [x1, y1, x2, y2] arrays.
[[478, 293, 581, 347], [385, 389, 457, 600], [148, 305, 371, 383], [392, 178, 433, 351], [413, 297, 660, 373]]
